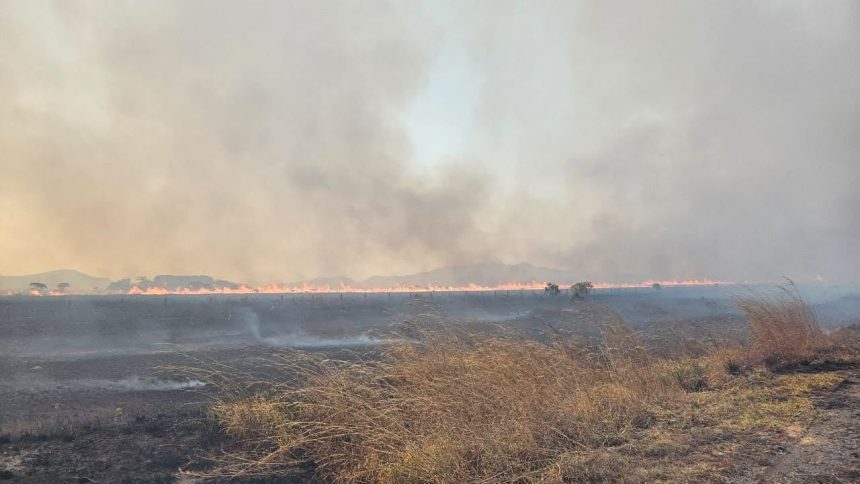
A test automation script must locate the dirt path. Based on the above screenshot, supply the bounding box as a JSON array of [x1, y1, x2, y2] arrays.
[[761, 368, 860, 483]]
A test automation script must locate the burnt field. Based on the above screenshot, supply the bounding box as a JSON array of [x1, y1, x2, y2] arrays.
[[1, 286, 859, 482]]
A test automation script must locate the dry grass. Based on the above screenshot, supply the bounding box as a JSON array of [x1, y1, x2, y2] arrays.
[[736, 283, 829, 367], [189, 291, 855, 483], [192, 326, 695, 482]]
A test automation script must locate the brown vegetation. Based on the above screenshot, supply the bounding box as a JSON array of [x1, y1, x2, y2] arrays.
[[192, 293, 857, 482], [202, 331, 682, 481], [736, 284, 829, 367]]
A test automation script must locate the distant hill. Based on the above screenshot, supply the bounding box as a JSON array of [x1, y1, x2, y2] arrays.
[[361, 263, 579, 288], [0, 269, 111, 293], [1, 263, 582, 294], [107, 263, 580, 292], [108, 275, 244, 292], [291, 276, 360, 289]]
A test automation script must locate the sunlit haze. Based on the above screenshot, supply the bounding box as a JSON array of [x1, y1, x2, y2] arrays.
[[2, 1, 858, 284]]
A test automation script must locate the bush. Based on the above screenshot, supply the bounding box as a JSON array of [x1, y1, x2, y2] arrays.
[[572, 281, 594, 298], [671, 361, 708, 392]]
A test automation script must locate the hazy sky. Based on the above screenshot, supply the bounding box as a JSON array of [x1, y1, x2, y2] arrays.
[[1, 0, 858, 283]]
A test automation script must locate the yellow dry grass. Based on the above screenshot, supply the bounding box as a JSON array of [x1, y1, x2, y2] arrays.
[[187, 292, 854, 483], [198, 328, 692, 482], [736, 283, 829, 367]]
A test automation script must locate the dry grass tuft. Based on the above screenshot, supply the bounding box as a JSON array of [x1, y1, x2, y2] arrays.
[[197, 327, 690, 482], [736, 283, 829, 367]]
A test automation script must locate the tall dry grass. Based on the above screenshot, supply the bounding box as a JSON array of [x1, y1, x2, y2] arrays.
[[193, 327, 690, 482], [736, 283, 828, 366], [188, 289, 838, 482]]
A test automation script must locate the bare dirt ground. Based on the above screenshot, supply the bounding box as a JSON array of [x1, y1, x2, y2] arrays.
[[760, 367, 860, 483], [0, 349, 233, 483], [0, 408, 217, 483]]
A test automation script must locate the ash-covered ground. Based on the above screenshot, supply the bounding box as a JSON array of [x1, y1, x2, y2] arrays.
[[1, 285, 858, 482]]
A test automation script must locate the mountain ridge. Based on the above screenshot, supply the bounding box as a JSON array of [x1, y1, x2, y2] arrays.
[[0, 263, 578, 293], [0, 269, 112, 293]]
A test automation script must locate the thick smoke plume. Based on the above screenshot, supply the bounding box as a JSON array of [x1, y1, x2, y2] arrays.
[[1, 1, 857, 283]]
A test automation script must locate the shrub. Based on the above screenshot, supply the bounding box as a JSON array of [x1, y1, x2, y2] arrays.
[[670, 361, 708, 392], [572, 281, 594, 298]]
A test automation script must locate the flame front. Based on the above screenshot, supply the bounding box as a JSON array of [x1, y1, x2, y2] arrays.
[[121, 279, 726, 296], [6, 278, 729, 297], [125, 281, 551, 296]]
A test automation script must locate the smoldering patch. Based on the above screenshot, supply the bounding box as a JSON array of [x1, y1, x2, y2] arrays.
[[237, 306, 385, 348], [64, 376, 206, 392], [257, 332, 385, 348]]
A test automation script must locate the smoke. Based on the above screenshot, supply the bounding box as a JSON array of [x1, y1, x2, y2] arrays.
[[9, 375, 207, 392], [262, 333, 384, 348], [72, 376, 206, 392], [0, 1, 857, 283], [455, 1, 860, 282], [238, 306, 384, 347]]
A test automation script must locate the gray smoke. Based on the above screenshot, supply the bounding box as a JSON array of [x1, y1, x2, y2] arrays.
[[73, 376, 206, 392], [238, 306, 384, 347], [7, 375, 207, 392], [0, 1, 857, 283], [460, 1, 860, 283], [261, 333, 384, 348]]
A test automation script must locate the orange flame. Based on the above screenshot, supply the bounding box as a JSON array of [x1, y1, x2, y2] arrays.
[[125, 281, 552, 296], [26, 289, 69, 296], [7, 279, 728, 297], [591, 279, 725, 289], [119, 279, 726, 296]]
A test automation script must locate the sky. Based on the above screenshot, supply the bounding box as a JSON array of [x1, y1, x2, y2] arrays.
[[1, 0, 858, 284]]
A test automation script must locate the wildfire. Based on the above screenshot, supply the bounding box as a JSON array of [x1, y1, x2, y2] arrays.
[[113, 278, 726, 296], [126, 281, 552, 296], [591, 279, 725, 289], [7, 278, 729, 297], [25, 289, 68, 297]]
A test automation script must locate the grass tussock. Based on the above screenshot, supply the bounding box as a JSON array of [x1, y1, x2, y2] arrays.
[[200, 328, 691, 482], [736, 283, 829, 367]]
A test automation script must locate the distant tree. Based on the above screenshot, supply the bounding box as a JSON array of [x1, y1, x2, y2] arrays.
[[571, 281, 593, 298], [544, 282, 560, 296], [652, 282, 662, 290], [57, 282, 70, 293], [29, 282, 48, 294]]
